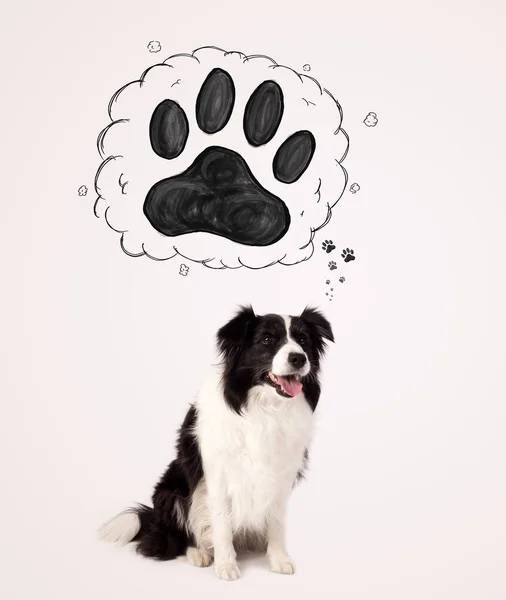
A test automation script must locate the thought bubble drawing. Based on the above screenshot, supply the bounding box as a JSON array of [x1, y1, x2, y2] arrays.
[[349, 183, 360, 194], [147, 41, 161, 53], [364, 112, 378, 127], [303, 64, 311, 72], [179, 263, 189, 276], [94, 46, 349, 269], [78, 185, 88, 196]]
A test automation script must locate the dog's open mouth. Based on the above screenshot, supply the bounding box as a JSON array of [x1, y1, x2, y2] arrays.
[[265, 371, 303, 398]]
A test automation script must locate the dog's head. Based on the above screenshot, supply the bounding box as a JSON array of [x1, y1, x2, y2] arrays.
[[217, 305, 334, 413]]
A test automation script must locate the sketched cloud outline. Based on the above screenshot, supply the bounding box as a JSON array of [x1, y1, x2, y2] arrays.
[[94, 46, 349, 270]]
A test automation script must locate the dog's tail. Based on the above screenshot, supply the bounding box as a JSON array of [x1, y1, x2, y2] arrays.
[[98, 504, 187, 560], [98, 507, 141, 546]]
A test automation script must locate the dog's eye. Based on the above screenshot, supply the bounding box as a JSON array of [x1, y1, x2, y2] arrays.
[[298, 335, 307, 345], [263, 335, 274, 345]]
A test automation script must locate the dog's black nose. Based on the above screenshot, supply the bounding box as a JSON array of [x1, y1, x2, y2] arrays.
[[288, 352, 307, 369]]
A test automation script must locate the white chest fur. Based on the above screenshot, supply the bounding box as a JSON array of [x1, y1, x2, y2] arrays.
[[194, 371, 313, 534]]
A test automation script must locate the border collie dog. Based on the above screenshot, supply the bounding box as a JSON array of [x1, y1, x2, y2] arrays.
[[99, 306, 333, 580]]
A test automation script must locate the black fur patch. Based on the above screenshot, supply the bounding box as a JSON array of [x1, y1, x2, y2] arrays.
[[291, 306, 334, 411], [133, 405, 202, 560]]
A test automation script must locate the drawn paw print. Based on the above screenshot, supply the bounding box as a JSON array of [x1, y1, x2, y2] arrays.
[[325, 278, 334, 300], [339, 276, 345, 283], [95, 47, 349, 269], [328, 261, 337, 271], [322, 240, 336, 254], [341, 248, 355, 262], [144, 71, 317, 247]]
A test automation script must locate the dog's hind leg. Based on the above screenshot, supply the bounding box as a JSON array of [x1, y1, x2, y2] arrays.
[[186, 478, 214, 567]]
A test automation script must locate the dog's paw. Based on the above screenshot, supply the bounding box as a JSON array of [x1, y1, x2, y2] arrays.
[[186, 546, 212, 568], [269, 553, 296, 575], [215, 559, 241, 581]]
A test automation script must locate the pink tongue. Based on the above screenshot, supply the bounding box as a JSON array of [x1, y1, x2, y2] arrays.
[[278, 377, 303, 397]]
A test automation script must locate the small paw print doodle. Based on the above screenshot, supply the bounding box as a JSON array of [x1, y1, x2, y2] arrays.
[[78, 185, 88, 196], [325, 280, 334, 300], [341, 248, 355, 262], [303, 64, 311, 72], [179, 264, 189, 276], [339, 276, 345, 283], [322, 240, 336, 254], [364, 112, 378, 127], [94, 46, 348, 269], [328, 261, 337, 271], [147, 41, 161, 53], [349, 183, 360, 194]]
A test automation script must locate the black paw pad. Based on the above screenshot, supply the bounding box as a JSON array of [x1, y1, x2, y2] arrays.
[[149, 100, 189, 159], [144, 146, 290, 246], [273, 131, 315, 184], [196, 68, 235, 134], [243, 81, 284, 147]]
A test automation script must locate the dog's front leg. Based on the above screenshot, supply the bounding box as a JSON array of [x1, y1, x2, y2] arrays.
[[266, 498, 296, 575], [207, 480, 240, 581]]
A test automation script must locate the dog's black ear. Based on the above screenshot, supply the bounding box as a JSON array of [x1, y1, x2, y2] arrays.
[[217, 305, 257, 362], [300, 306, 334, 343]]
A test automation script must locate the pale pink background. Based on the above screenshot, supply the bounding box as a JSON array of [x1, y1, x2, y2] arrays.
[[1, 0, 505, 598]]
